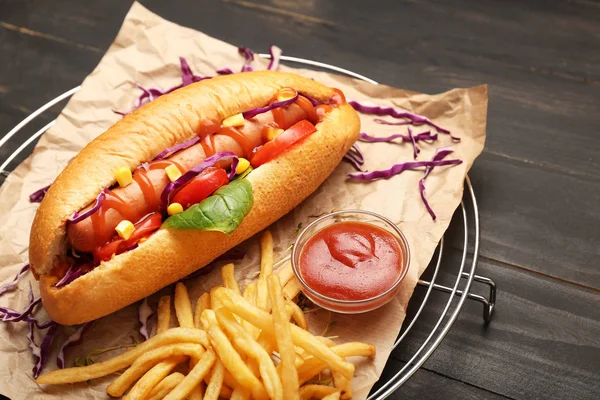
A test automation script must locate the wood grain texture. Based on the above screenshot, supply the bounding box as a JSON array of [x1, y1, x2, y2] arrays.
[[1, 0, 599, 399], [396, 249, 600, 400]]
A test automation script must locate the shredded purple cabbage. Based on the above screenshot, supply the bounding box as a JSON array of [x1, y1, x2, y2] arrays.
[[417, 147, 457, 220], [30, 321, 57, 378], [343, 154, 364, 172], [29, 185, 50, 203], [343, 143, 365, 171], [359, 131, 438, 143], [424, 147, 455, 179], [0, 264, 30, 296], [229, 157, 239, 180], [238, 47, 255, 72], [153, 136, 201, 161], [56, 321, 94, 368], [1, 268, 56, 377], [373, 118, 411, 126], [54, 266, 85, 288], [418, 179, 437, 220], [160, 152, 238, 210], [138, 298, 154, 341], [216, 67, 234, 75], [1, 287, 41, 323], [242, 90, 299, 119], [300, 93, 320, 107], [407, 127, 420, 159], [348, 100, 459, 140], [68, 188, 108, 224], [348, 159, 462, 181], [267, 46, 282, 70]]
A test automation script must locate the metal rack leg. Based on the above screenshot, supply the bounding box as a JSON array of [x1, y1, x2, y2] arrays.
[[418, 274, 497, 323]]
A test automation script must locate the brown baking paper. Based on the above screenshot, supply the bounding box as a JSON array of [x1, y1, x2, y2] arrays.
[[0, 2, 487, 399]]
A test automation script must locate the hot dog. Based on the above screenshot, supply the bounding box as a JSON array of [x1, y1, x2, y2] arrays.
[[67, 104, 308, 253], [29, 71, 360, 325]]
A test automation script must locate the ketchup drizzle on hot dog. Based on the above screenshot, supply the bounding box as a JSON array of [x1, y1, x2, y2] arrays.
[[219, 127, 254, 158], [90, 190, 136, 246]]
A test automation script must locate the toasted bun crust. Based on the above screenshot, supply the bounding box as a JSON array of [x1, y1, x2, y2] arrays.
[[30, 71, 360, 325]]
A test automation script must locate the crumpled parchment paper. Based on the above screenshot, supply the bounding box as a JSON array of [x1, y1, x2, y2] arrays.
[[0, 2, 487, 399]]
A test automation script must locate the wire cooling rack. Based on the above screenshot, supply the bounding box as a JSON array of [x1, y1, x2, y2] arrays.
[[0, 54, 496, 399]]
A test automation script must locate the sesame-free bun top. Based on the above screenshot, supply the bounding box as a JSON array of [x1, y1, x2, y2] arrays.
[[30, 71, 360, 324]]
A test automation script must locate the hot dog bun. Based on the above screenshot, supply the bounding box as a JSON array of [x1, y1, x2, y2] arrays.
[[30, 71, 360, 325]]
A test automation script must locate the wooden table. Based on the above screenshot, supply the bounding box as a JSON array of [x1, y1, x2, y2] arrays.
[[1, 1, 598, 399]]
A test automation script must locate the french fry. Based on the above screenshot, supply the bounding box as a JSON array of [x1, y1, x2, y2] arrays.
[[194, 292, 211, 329], [260, 231, 274, 276], [214, 287, 355, 380], [297, 342, 376, 385], [175, 282, 195, 329], [216, 308, 283, 400], [286, 298, 308, 330], [298, 385, 338, 400], [332, 371, 352, 400], [188, 383, 205, 400], [256, 231, 274, 311], [163, 348, 217, 400], [123, 355, 186, 400], [203, 371, 234, 399], [210, 286, 223, 310], [316, 337, 337, 347], [268, 275, 300, 400], [230, 383, 252, 400], [207, 322, 269, 400], [200, 309, 219, 331], [283, 278, 302, 300], [276, 260, 295, 287], [147, 372, 185, 400], [157, 295, 172, 333], [107, 343, 204, 397], [322, 391, 342, 400], [205, 359, 225, 400], [36, 328, 209, 384], [241, 282, 260, 338], [221, 263, 241, 295], [242, 281, 257, 305]]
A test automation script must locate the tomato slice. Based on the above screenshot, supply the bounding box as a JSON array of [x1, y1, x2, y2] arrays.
[[171, 167, 229, 209], [250, 120, 317, 168], [93, 213, 162, 262]]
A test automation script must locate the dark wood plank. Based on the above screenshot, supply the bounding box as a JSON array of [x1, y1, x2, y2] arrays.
[[393, 249, 600, 400], [376, 357, 512, 399], [445, 150, 600, 288]]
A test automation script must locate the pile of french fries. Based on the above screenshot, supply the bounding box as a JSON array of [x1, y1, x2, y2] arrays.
[[36, 232, 376, 399]]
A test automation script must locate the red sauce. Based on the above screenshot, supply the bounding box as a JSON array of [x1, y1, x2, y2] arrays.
[[298, 221, 404, 301], [132, 168, 158, 210], [219, 126, 254, 158], [90, 190, 136, 246]]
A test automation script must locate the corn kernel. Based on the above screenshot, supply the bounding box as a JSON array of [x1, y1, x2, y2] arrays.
[[115, 220, 135, 240], [276, 87, 297, 102], [168, 202, 184, 216], [115, 166, 133, 187], [235, 158, 251, 175], [165, 164, 182, 182], [265, 127, 284, 141], [222, 113, 245, 128]]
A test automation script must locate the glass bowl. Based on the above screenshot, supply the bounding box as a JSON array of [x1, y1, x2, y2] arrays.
[[291, 209, 410, 314]]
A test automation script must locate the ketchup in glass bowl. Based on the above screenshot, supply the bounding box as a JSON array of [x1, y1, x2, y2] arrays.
[[291, 210, 410, 313]]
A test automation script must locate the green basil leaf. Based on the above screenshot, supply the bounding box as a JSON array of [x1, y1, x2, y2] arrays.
[[162, 179, 253, 233]]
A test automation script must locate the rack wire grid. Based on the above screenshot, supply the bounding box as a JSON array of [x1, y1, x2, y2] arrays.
[[0, 54, 496, 398]]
